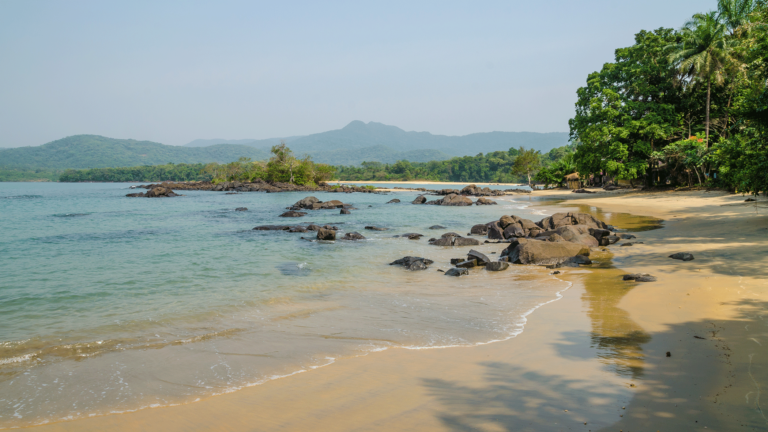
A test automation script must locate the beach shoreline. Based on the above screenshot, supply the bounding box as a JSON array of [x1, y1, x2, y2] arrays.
[[25, 190, 768, 431]]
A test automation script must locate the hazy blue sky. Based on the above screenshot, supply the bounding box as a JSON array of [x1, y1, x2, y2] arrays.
[[0, 0, 716, 147]]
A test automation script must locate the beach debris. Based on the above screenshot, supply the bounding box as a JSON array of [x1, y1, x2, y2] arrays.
[[429, 225, 446, 229], [444, 267, 469, 277], [235, 207, 248, 211], [316, 228, 336, 241], [669, 252, 695, 261], [486, 261, 509, 271], [467, 249, 491, 266], [386, 198, 401, 204], [475, 197, 497, 205], [623, 274, 657, 282], [390, 256, 434, 271], [279, 210, 307, 217], [341, 232, 365, 240], [365, 226, 388, 231], [412, 195, 427, 204], [666, 351, 671, 357], [694, 335, 706, 339], [340, 209, 351, 215], [437, 269, 445, 272]]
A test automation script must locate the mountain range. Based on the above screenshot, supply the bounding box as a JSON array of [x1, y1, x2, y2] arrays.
[[0, 121, 569, 170]]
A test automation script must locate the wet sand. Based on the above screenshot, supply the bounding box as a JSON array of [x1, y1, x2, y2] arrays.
[[28, 191, 768, 431]]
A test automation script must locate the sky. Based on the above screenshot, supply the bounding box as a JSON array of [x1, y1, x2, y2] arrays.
[[0, 0, 717, 148]]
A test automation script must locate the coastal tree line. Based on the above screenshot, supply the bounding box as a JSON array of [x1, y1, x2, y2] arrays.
[[568, 0, 767, 193]]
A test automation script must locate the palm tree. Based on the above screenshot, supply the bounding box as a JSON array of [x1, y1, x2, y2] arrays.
[[717, 0, 758, 35], [668, 11, 739, 147]]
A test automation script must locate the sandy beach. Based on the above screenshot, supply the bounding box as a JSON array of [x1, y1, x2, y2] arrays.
[[28, 190, 768, 431]]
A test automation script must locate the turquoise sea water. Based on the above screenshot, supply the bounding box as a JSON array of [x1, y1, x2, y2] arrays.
[[0, 182, 566, 427]]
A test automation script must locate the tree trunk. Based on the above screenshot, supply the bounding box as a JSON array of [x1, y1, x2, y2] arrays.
[[705, 80, 711, 148]]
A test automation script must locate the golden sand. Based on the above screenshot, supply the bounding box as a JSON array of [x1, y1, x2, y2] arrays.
[[29, 191, 768, 431]]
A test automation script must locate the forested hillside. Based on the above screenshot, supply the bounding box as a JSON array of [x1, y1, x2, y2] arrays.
[[0, 135, 269, 170]]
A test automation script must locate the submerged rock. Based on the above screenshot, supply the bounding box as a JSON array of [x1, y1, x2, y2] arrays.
[[429, 225, 446, 230], [235, 207, 248, 211], [365, 226, 388, 231], [280, 211, 307, 217], [390, 256, 434, 271], [340, 209, 351, 215], [486, 262, 510, 271], [386, 199, 401, 204], [412, 195, 427, 204], [445, 267, 469, 277], [669, 252, 694, 261], [316, 228, 337, 241], [623, 273, 657, 282], [341, 232, 365, 240]]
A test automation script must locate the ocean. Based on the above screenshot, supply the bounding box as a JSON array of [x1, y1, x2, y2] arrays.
[[0, 182, 569, 427]]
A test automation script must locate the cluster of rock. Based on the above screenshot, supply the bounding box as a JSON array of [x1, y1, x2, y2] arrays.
[[390, 256, 434, 271], [428, 232, 481, 246], [253, 223, 338, 233], [287, 196, 350, 211], [434, 184, 506, 197], [126, 186, 179, 198], [131, 181, 382, 194], [411, 194, 496, 206]]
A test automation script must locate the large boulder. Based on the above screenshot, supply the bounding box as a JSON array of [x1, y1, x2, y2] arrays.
[[340, 209, 351, 215], [428, 233, 480, 246], [503, 239, 591, 266], [317, 228, 337, 241], [390, 256, 434, 271], [471, 224, 489, 235], [441, 194, 474, 206], [475, 197, 497, 205], [279, 211, 307, 217], [538, 226, 599, 247], [319, 200, 345, 210], [291, 196, 321, 210], [412, 195, 427, 204], [129, 186, 178, 198], [487, 222, 505, 240], [456, 259, 477, 268], [537, 212, 609, 230]]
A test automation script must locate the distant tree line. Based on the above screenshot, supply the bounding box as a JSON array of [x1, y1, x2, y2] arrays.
[[59, 163, 211, 182]]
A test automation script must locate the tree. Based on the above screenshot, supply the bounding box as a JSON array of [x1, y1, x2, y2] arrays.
[[668, 11, 740, 146], [511, 147, 541, 186]]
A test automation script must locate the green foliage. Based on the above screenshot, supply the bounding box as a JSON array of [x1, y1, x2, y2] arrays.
[[0, 169, 62, 182], [203, 143, 335, 186], [569, 1, 768, 194], [535, 153, 577, 188], [511, 147, 541, 186], [334, 145, 570, 183], [59, 163, 211, 182]]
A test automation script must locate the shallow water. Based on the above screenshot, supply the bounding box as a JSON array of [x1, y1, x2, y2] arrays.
[[0, 182, 562, 427]]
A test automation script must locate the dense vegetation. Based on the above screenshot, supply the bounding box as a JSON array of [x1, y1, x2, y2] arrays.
[[0, 135, 269, 170], [59, 164, 210, 182], [568, 0, 768, 194], [334, 145, 573, 183], [201, 143, 335, 186], [0, 169, 62, 182]]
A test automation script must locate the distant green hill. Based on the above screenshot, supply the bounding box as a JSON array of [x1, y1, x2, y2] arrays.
[[0, 135, 270, 170], [309, 145, 450, 166]]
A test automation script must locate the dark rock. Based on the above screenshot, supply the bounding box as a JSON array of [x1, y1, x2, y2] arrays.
[[291, 196, 321, 210], [408, 260, 427, 270], [401, 233, 424, 240], [412, 195, 427, 204], [454, 237, 481, 246], [572, 189, 596, 194], [470, 224, 489, 235], [450, 258, 464, 265], [475, 197, 497, 205], [365, 226, 388, 231], [235, 207, 248, 211], [537, 212, 609, 230], [280, 211, 307, 217], [390, 256, 434, 271], [253, 225, 290, 231], [620, 234, 637, 239], [669, 252, 694, 261], [606, 235, 621, 245], [456, 259, 477, 268], [467, 249, 491, 265], [128, 186, 179, 198], [445, 267, 469, 277], [623, 273, 657, 282], [288, 226, 308, 233], [546, 255, 593, 268], [437, 269, 445, 272], [487, 222, 505, 240], [503, 225, 525, 239], [429, 237, 454, 246], [619, 242, 644, 246], [589, 228, 612, 245], [317, 228, 336, 241], [745, 198, 756, 202], [551, 270, 561, 275], [485, 261, 509, 271], [539, 226, 599, 247], [429, 225, 446, 230], [340, 209, 351, 215], [386, 199, 401, 204], [441, 193, 474, 206], [341, 232, 365, 240]]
